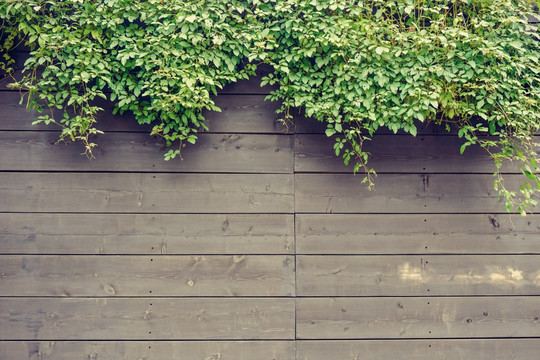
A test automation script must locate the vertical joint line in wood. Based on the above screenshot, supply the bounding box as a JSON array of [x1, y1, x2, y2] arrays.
[[292, 129, 297, 344]]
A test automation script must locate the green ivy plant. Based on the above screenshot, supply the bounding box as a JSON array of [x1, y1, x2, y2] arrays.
[[1, 0, 539, 214]]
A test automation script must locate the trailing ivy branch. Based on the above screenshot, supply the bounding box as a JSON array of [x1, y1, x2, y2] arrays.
[[1, 0, 539, 214]]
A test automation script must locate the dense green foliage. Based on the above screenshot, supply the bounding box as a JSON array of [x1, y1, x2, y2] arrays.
[[1, 0, 539, 213]]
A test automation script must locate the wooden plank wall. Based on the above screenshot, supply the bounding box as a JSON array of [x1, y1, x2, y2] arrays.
[[1, 49, 540, 360]]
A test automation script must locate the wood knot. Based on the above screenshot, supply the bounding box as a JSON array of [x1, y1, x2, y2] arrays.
[[104, 284, 117, 295]]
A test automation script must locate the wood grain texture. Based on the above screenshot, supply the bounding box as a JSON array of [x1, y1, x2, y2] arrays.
[[296, 214, 540, 254], [0, 255, 295, 296], [296, 297, 540, 339], [0, 213, 294, 254], [295, 174, 533, 214], [0, 173, 294, 213], [0, 298, 295, 340], [297, 255, 540, 296], [0, 341, 295, 360], [0, 92, 285, 133], [297, 339, 540, 360], [0, 132, 293, 173], [295, 134, 518, 173]]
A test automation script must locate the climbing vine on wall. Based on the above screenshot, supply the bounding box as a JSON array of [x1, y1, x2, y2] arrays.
[[1, 0, 539, 214]]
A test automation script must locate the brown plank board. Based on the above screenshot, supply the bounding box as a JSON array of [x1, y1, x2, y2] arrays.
[[0, 341, 295, 360], [296, 214, 540, 254], [0, 213, 294, 254], [0, 132, 293, 173], [0, 298, 295, 340], [295, 134, 517, 173], [296, 297, 540, 339], [297, 339, 540, 360], [0, 173, 294, 213], [295, 174, 531, 214], [0, 92, 285, 133], [0, 255, 295, 297], [297, 255, 540, 296]]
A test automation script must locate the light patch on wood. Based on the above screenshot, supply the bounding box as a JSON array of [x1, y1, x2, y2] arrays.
[[489, 267, 525, 284], [398, 263, 423, 282]]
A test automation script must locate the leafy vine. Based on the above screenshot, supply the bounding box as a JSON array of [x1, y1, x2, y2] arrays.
[[1, 0, 539, 214]]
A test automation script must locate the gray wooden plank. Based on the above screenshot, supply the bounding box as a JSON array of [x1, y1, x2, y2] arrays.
[[0, 341, 294, 360], [295, 174, 532, 214], [0, 173, 294, 213], [297, 255, 540, 296], [295, 134, 518, 173], [0, 213, 294, 255], [206, 95, 285, 133], [0, 92, 285, 133], [297, 339, 540, 360], [296, 214, 540, 254], [0, 298, 295, 340], [0, 341, 295, 360], [0, 255, 295, 296], [296, 297, 540, 339], [0, 132, 293, 173]]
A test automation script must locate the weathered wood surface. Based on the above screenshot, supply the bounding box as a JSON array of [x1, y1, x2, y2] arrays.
[[0, 92, 285, 133], [296, 214, 540, 254], [296, 297, 540, 339], [297, 255, 540, 296], [0, 298, 295, 340], [295, 134, 518, 173], [0, 173, 294, 213], [0, 132, 293, 173], [0, 213, 294, 254], [0, 255, 295, 296], [0, 341, 295, 360], [295, 174, 532, 214], [296, 339, 540, 360]]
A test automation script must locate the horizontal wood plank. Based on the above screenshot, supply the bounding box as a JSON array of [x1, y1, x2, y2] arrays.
[[295, 174, 533, 214], [297, 255, 540, 296], [296, 214, 540, 254], [0, 298, 295, 340], [295, 134, 518, 173], [0, 132, 293, 173], [0, 341, 295, 360], [0, 173, 294, 213], [0, 255, 295, 296], [0, 92, 285, 133], [0, 213, 293, 254], [297, 339, 540, 360], [297, 297, 540, 339], [207, 95, 284, 133]]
